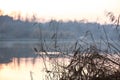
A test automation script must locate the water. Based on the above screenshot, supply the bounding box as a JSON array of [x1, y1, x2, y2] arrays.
[[0, 40, 119, 80], [0, 58, 43, 80], [0, 57, 69, 80], [0, 40, 73, 80]]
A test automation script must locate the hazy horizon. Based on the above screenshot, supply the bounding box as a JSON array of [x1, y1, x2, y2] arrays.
[[0, 0, 120, 24]]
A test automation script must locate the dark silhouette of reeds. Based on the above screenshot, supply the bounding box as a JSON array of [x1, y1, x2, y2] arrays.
[[33, 12, 120, 80]]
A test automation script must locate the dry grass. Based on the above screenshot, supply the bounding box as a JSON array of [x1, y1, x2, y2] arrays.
[[33, 12, 120, 80]]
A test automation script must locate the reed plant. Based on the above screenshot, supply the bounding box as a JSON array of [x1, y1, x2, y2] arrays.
[[34, 12, 120, 80]]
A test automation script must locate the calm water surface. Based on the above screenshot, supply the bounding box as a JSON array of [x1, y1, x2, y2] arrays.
[[0, 57, 69, 80]]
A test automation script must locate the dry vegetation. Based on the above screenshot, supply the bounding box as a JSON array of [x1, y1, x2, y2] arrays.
[[33, 12, 120, 80]]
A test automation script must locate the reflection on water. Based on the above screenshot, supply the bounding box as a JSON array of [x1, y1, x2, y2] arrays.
[[0, 57, 69, 80], [0, 58, 50, 80]]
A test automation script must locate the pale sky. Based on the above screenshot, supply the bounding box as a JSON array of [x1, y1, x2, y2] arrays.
[[0, 0, 120, 23]]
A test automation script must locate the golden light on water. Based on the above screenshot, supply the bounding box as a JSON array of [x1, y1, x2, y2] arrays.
[[0, 58, 70, 80], [0, 0, 120, 23]]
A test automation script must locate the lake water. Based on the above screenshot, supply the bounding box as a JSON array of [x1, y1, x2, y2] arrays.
[[0, 57, 69, 80], [0, 40, 119, 80], [0, 40, 73, 80]]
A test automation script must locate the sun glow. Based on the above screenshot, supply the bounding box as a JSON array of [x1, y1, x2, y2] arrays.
[[0, 0, 120, 23]]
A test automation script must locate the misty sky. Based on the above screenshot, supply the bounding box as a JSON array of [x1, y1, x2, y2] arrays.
[[0, 0, 120, 23]]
